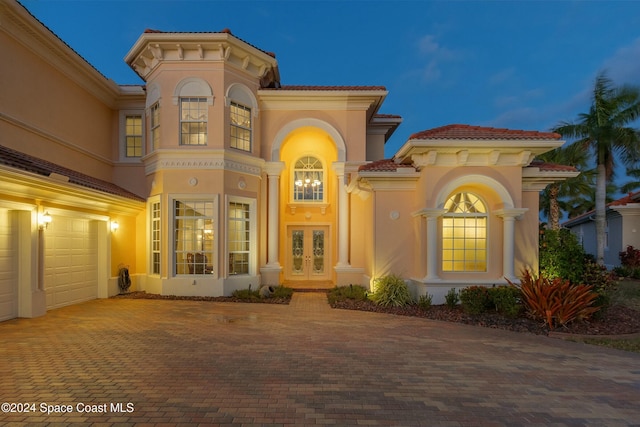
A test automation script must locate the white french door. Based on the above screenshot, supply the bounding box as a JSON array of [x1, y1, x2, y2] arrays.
[[286, 225, 330, 281]]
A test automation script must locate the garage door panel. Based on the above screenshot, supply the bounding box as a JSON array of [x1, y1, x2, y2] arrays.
[[0, 209, 17, 321], [45, 216, 98, 310]]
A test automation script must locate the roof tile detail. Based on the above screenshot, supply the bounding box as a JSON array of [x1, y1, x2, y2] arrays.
[[527, 159, 578, 172], [0, 145, 145, 201], [410, 124, 561, 141], [358, 159, 415, 172], [265, 85, 387, 91]]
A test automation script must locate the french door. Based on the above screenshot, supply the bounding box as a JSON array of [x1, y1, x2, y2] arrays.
[[286, 225, 330, 281]]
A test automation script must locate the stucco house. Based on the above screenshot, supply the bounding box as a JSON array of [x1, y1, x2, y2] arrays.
[[0, 0, 575, 321], [563, 191, 640, 268]]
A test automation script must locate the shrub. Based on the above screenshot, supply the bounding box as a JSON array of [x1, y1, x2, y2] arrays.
[[232, 287, 260, 300], [581, 260, 615, 293], [271, 286, 294, 299], [371, 274, 413, 307], [327, 284, 368, 304], [459, 286, 491, 314], [620, 245, 640, 268], [488, 285, 522, 318], [539, 228, 586, 284], [418, 293, 433, 310], [445, 288, 459, 308], [510, 269, 600, 330]]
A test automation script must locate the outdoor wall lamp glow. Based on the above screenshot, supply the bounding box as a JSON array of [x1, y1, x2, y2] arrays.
[[39, 211, 52, 230], [110, 220, 119, 233]]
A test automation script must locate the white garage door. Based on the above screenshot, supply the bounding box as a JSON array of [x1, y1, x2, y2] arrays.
[[0, 209, 17, 321], [44, 216, 98, 310]]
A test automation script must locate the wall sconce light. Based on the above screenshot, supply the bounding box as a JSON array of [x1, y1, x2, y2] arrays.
[[39, 211, 52, 230], [110, 221, 119, 233]]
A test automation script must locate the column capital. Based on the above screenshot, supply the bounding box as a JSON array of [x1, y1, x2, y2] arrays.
[[264, 161, 285, 176], [412, 208, 447, 218], [494, 208, 528, 219], [331, 161, 346, 175]]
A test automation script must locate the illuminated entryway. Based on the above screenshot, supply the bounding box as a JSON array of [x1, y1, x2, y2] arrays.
[[286, 225, 330, 281]]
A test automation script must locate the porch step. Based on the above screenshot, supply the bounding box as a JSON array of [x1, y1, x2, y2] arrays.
[[284, 281, 334, 292]]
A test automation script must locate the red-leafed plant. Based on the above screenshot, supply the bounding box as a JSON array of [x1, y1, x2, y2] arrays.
[[508, 270, 601, 330], [619, 245, 640, 268]]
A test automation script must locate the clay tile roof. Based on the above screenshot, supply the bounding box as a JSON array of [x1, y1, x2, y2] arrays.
[[271, 85, 387, 91], [358, 159, 415, 172], [527, 159, 578, 172], [0, 145, 145, 202], [410, 124, 561, 140], [610, 191, 640, 206]]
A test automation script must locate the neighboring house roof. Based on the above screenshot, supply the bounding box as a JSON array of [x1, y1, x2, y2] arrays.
[[563, 191, 640, 228], [0, 145, 145, 202], [409, 124, 561, 141]]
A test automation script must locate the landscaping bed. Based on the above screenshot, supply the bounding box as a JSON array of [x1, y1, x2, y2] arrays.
[[330, 298, 640, 336]]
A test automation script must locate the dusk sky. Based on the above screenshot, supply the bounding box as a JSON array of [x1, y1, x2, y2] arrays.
[[20, 0, 640, 159]]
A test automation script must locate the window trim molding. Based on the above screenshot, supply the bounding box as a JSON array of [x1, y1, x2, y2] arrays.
[[118, 109, 145, 162], [147, 195, 161, 277], [290, 154, 327, 204], [225, 195, 257, 277], [441, 191, 489, 273], [169, 194, 219, 277]]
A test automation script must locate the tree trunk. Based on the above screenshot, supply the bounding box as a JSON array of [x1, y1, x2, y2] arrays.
[[549, 184, 560, 230], [595, 163, 607, 265]]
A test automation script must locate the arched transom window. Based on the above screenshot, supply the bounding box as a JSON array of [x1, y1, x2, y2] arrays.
[[442, 192, 487, 272], [293, 156, 324, 202]]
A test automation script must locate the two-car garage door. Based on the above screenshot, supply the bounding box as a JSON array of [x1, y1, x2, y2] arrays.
[[44, 215, 98, 310]]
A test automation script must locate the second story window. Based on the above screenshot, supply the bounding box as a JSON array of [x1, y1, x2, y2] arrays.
[[180, 97, 207, 145], [230, 102, 251, 152], [125, 115, 143, 158], [150, 103, 160, 150], [293, 156, 324, 202]]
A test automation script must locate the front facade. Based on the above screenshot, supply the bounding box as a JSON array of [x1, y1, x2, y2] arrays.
[[0, 0, 573, 321]]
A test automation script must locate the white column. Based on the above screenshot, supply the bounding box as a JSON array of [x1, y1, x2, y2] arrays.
[[332, 162, 349, 267], [495, 208, 528, 281], [416, 209, 447, 281], [265, 162, 284, 267]]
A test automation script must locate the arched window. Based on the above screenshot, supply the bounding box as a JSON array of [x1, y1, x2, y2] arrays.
[[293, 156, 324, 202], [442, 192, 487, 272], [226, 84, 257, 152]]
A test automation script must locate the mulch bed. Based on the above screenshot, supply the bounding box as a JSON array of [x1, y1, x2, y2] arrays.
[[113, 291, 640, 336], [331, 299, 640, 336], [111, 291, 291, 305]]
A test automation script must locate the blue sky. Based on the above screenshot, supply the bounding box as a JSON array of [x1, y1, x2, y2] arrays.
[[20, 0, 640, 159]]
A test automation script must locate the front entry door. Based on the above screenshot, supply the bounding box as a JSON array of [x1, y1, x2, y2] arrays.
[[286, 225, 330, 281]]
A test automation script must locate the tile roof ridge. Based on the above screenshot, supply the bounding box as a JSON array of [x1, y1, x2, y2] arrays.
[[410, 124, 562, 140]]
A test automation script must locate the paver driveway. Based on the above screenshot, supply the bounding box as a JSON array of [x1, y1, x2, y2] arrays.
[[0, 292, 639, 426]]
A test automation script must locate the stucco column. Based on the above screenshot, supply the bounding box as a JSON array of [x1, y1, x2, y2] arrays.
[[332, 162, 349, 267], [416, 209, 447, 281], [264, 162, 285, 267], [495, 208, 528, 281]]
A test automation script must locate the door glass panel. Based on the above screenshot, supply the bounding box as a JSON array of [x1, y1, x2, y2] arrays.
[[312, 230, 324, 275], [292, 230, 304, 275]]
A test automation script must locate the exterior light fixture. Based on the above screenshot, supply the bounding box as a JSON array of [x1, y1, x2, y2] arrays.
[[110, 220, 119, 233], [39, 211, 52, 230]]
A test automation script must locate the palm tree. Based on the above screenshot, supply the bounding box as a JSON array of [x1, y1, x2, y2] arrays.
[[553, 72, 640, 264], [564, 173, 617, 219], [538, 142, 590, 229], [620, 167, 640, 194]]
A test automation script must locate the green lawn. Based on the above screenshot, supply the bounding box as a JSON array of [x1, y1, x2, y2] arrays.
[[574, 280, 640, 353]]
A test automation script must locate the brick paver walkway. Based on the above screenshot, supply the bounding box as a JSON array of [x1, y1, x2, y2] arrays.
[[1, 292, 639, 426]]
